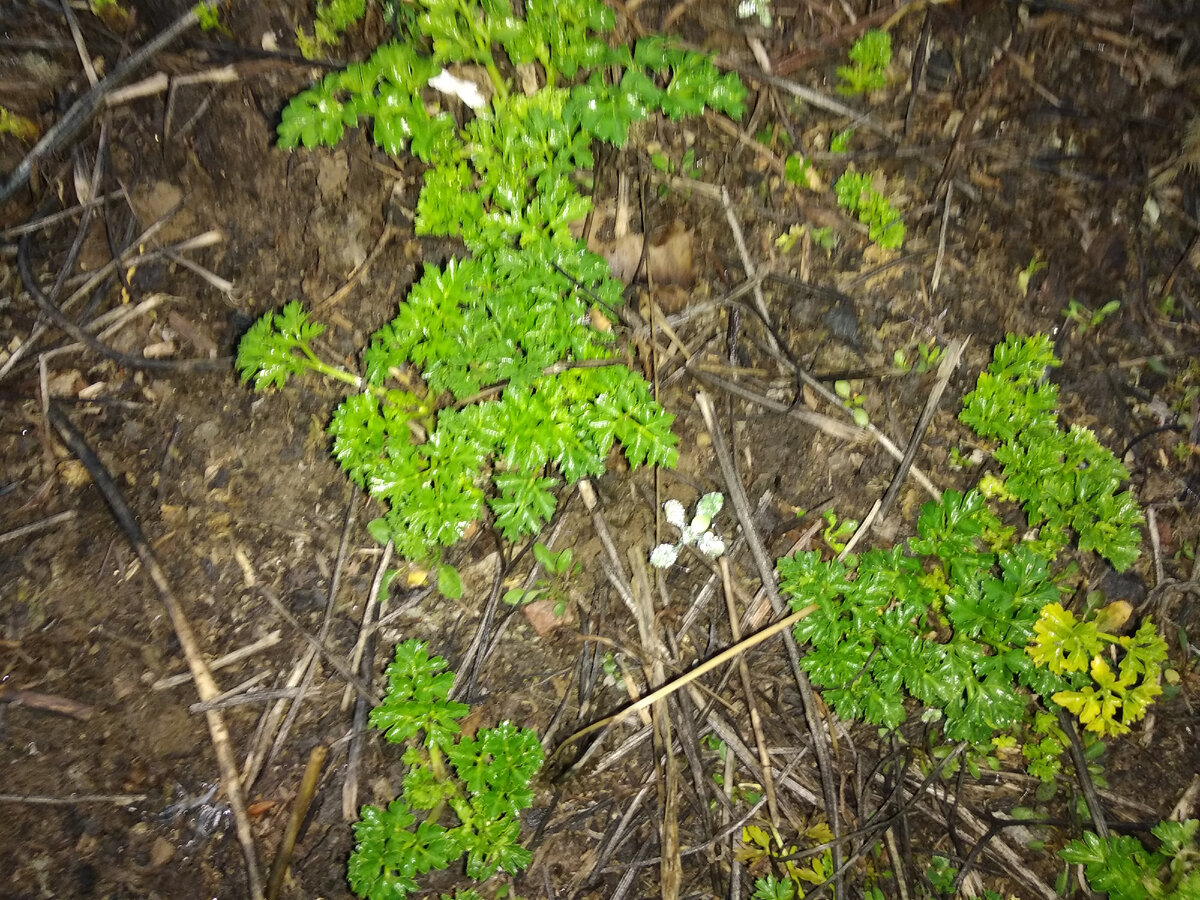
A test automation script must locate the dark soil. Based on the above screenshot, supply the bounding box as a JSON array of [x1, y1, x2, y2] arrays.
[[3, 1, 1199, 898]]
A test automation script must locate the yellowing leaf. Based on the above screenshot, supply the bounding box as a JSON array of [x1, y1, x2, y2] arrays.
[[805, 822, 833, 844], [1093, 600, 1132, 633]]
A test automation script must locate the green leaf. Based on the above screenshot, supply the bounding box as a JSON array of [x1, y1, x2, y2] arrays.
[[437, 564, 464, 598], [489, 470, 560, 542], [446, 721, 543, 816], [236, 301, 326, 389], [369, 640, 470, 749], [836, 29, 891, 96], [277, 76, 359, 149], [348, 799, 421, 899], [1027, 602, 1103, 675]]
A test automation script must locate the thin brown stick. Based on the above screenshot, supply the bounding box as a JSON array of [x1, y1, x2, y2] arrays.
[[0, 687, 95, 720], [266, 744, 328, 900], [0, 510, 76, 544], [695, 390, 844, 900], [0, 792, 149, 805], [1, 6, 205, 204], [691, 368, 942, 500], [874, 337, 966, 524], [550, 602, 815, 773], [719, 556, 780, 834], [46, 403, 263, 899], [266, 492, 357, 768], [152, 630, 283, 690], [627, 546, 680, 898]]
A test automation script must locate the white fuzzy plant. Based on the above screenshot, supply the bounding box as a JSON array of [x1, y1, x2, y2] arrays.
[[650, 492, 726, 568], [736, 0, 771, 29]]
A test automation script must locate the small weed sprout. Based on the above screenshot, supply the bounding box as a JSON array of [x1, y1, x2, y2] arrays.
[[893, 341, 944, 375], [1018, 253, 1048, 296], [1060, 818, 1200, 900], [651, 492, 726, 568], [833, 379, 870, 427], [834, 170, 905, 250], [503, 542, 580, 617], [348, 641, 543, 900], [0, 107, 39, 142], [1063, 298, 1121, 334], [836, 29, 892, 96]]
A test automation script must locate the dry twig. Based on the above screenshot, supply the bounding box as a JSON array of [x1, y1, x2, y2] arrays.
[[46, 403, 263, 899]]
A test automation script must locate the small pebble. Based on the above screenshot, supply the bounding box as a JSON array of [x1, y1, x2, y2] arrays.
[[149, 837, 175, 868]]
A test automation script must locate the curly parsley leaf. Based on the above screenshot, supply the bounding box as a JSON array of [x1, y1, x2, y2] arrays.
[[369, 640, 470, 749]]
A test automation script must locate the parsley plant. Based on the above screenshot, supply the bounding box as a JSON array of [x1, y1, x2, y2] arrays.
[[836, 29, 892, 96], [834, 170, 905, 250], [778, 335, 1161, 762], [1060, 819, 1200, 900], [348, 641, 543, 899], [237, 0, 747, 564]]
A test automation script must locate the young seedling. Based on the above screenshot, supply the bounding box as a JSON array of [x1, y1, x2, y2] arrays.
[[348, 640, 543, 900], [1017, 253, 1048, 296], [650, 492, 726, 568], [834, 170, 905, 250], [1061, 819, 1200, 900], [836, 29, 892, 96], [893, 342, 944, 375], [503, 542, 580, 617], [295, 0, 367, 58], [833, 380, 869, 428], [1062, 298, 1121, 334]]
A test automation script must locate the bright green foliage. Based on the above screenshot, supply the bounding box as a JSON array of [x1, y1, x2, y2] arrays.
[[192, 1, 222, 31], [834, 171, 904, 250], [1020, 710, 1068, 782], [243, 0, 746, 563], [778, 335, 1155, 757], [296, 0, 368, 58], [1061, 820, 1200, 900], [751, 875, 795, 900], [836, 29, 892, 96], [959, 333, 1143, 571], [349, 640, 543, 899], [236, 301, 328, 390]]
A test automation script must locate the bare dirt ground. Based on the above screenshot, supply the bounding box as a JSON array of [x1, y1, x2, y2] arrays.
[[2, 1, 1199, 898]]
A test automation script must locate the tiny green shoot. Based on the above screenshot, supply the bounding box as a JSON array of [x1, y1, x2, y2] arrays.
[[836, 29, 892, 96], [834, 171, 904, 250], [296, 0, 367, 58], [833, 379, 870, 427], [0, 107, 38, 142], [820, 508, 857, 554], [894, 342, 944, 375], [503, 542, 581, 617], [829, 128, 854, 154], [1062, 298, 1121, 333], [1017, 254, 1048, 296]]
